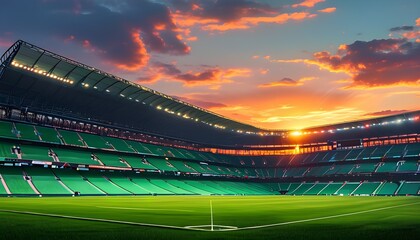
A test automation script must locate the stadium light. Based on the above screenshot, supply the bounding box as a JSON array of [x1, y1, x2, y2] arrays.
[[11, 61, 74, 85], [290, 131, 302, 136]]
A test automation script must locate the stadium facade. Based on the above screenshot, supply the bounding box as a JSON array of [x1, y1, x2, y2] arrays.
[[0, 40, 418, 197]]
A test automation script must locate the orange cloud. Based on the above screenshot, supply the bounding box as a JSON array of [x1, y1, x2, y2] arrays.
[[258, 77, 316, 88], [114, 31, 150, 71], [173, 12, 317, 32], [318, 7, 336, 13], [272, 37, 420, 87], [292, 0, 325, 8], [363, 109, 409, 117], [259, 69, 269, 75]]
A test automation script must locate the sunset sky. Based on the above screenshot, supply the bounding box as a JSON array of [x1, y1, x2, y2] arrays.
[[0, 0, 419, 130]]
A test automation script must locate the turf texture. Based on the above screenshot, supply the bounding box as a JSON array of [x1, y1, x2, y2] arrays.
[[0, 196, 419, 240]]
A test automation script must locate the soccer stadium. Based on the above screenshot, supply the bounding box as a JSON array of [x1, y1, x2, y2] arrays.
[[0, 1, 419, 240]]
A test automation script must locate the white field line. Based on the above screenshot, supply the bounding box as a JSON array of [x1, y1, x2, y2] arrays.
[[236, 202, 420, 231], [0, 209, 190, 231], [210, 200, 214, 231], [96, 206, 195, 212], [0, 202, 418, 232]]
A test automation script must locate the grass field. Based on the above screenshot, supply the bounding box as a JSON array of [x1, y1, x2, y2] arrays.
[[0, 196, 419, 240]]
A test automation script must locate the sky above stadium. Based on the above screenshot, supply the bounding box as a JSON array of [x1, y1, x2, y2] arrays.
[[0, 0, 419, 130]]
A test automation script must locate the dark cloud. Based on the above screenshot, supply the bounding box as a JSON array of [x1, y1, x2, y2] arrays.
[[137, 61, 250, 86], [0, 0, 190, 70], [174, 95, 227, 109], [363, 109, 409, 117], [312, 38, 420, 86], [390, 26, 414, 32]]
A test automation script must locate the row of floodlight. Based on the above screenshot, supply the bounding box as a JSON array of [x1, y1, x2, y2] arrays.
[[289, 116, 419, 137], [11, 61, 74, 84]]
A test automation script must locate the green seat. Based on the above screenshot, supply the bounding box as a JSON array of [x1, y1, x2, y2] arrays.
[[20, 144, 52, 161], [336, 182, 360, 195], [94, 153, 128, 167], [376, 182, 398, 195], [351, 163, 376, 173], [102, 136, 135, 153], [0, 141, 17, 159], [376, 162, 397, 172], [36, 126, 61, 144], [0, 167, 35, 194], [149, 179, 194, 195], [125, 140, 153, 154], [291, 183, 315, 195], [169, 160, 198, 173], [120, 156, 157, 170], [284, 167, 308, 177], [397, 182, 420, 195], [15, 123, 40, 141], [318, 182, 344, 195], [398, 161, 418, 172], [79, 133, 112, 150], [25, 167, 72, 195], [130, 178, 173, 195], [304, 183, 328, 195], [106, 173, 150, 195], [353, 182, 380, 195], [58, 130, 84, 146], [53, 169, 104, 195], [0, 121, 18, 139], [166, 180, 211, 195], [53, 148, 98, 165], [81, 171, 131, 195], [146, 157, 178, 172]]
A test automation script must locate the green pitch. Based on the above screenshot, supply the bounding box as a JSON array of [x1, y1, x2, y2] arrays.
[[0, 196, 419, 240]]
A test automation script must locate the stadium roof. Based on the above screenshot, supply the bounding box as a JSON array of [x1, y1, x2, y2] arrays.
[[0, 40, 263, 134]]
